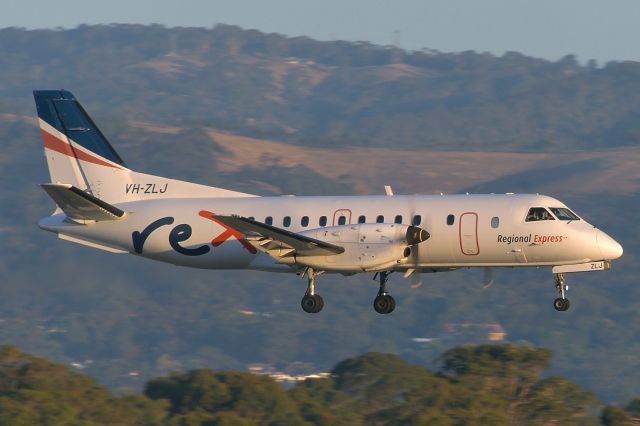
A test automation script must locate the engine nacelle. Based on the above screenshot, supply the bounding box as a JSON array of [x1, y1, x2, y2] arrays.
[[284, 223, 429, 273]]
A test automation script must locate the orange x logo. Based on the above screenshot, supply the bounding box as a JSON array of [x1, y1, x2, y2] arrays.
[[198, 210, 257, 254]]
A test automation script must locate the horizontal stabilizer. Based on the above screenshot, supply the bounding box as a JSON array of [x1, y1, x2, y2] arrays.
[[213, 215, 345, 257], [41, 183, 125, 222]]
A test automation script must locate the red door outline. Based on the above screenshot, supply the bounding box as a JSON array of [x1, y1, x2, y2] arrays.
[[459, 212, 480, 256], [332, 209, 352, 226]]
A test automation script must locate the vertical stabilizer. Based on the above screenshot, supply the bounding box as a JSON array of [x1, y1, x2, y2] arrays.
[[34, 90, 126, 194]]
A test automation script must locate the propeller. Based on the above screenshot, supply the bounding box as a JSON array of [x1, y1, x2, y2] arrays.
[[483, 267, 494, 288], [403, 268, 422, 288], [383, 186, 428, 289], [405, 194, 428, 289]]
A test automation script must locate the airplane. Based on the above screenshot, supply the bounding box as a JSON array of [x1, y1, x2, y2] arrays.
[[33, 90, 624, 314]]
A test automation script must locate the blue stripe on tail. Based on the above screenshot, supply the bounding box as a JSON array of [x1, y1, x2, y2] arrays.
[[33, 90, 126, 167]]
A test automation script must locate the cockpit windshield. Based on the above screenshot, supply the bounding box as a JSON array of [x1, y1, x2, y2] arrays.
[[550, 207, 580, 221], [526, 207, 555, 222]]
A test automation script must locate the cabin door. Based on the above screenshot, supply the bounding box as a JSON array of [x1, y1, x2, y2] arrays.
[[332, 209, 352, 226], [459, 212, 480, 256]]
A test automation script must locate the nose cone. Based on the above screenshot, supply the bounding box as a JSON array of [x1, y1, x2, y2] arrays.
[[596, 229, 623, 260]]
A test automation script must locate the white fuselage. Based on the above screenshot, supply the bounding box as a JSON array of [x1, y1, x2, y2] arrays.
[[32, 89, 624, 314], [38, 193, 622, 274]]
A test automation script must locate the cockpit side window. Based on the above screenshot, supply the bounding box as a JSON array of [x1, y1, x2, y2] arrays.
[[525, 207, 555, 222], [550, 207, 581, 221]]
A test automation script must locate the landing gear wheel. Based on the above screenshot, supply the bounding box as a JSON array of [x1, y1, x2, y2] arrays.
[[300, 268, 325, 313], [373, 271, 396, 314], [553, 298, 570, 312], [301, 294, 324, 313], [553, 273, 570, 312], [314, 294, 324, 312], [373, 294, 396, 314]]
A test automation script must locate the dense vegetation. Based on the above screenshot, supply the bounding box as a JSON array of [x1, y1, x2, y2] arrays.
[[0, 344, 638, 425], [0, 25, 638, 404]]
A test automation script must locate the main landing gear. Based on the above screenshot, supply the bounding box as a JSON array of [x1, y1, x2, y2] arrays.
[[299, 269, 397, 314], [553, 273, 570, 312], [300, 268, 324, 313], [373, 271, 395, 314]]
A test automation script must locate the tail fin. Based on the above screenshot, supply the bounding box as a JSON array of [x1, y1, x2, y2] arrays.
[[34, 90, 254, 203], [34, 90, 127, 189]]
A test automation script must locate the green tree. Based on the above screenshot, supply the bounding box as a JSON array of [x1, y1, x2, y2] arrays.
[[0, 346, 168, 425], [440, 344, 552, 400], [601, 406, 631, 426], [146, 369, 307, 425]]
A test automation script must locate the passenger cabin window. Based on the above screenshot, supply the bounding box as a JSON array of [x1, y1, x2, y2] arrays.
[[412, 215, 422, 226], [338, 216, 346, 225], [394, 215, 403, 224], [526, 207, 555, 222], [283, 216, 291, 227], [447, 214, 455, 226], [358, 215, 366, 224], [319, 216, 327, 227], [265, 216, 273, 226], [491, 217, 500, 228], [301, 216, 309, 227], [550, 207, 580, 221], [376, 215, 385, 223]]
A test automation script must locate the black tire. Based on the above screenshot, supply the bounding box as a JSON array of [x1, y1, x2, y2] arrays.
[[374, 294, 395, 314], [301, 294, 324, 313], [301, 294, 316, 313], [313, 294, 324, 313], [554, 298, 570, 312], [373, 295, 387, 314], [553, 298, 563, 311], [386, 295, 396, 313]]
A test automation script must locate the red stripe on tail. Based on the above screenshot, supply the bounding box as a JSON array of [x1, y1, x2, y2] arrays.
[[41, 130, 122, 169]]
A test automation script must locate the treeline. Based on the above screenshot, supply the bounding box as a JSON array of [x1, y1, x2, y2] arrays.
[[0, 344, 637, 425], [1, 24, 640, 151]]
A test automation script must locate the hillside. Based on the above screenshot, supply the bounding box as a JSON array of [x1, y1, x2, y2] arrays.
[[0, 24, 639, 404], [1, 24, 640, 152], [207, 128, 640, 196]]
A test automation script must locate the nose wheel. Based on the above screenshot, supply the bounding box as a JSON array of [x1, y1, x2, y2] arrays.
[[373, 271, 395, 314], [301, 294, 324, 313], [300, 268, 324, 313], [553, 273, 570, 311]]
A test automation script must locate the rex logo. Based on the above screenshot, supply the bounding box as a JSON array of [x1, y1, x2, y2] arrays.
[[131, 210, 256, 256]]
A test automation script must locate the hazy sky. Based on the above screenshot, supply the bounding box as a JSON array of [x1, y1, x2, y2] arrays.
[[3, 0, 640, 63]]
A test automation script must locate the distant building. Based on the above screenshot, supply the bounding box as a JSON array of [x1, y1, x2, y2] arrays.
[[487, 324, 507, 341], [443, 323, 507, 342], [247, 362, 330, 384]]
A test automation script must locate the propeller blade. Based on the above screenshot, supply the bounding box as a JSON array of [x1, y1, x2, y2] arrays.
[[483, 267, 494, 288], [411, 272, 422, 288]]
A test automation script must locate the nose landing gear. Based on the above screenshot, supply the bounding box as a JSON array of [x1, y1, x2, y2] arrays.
[[300, 268, 324, 313], [373, 271, 395, 314], [553, 273, 570, 311]]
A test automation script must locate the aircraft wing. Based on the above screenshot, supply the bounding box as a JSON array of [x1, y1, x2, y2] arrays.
[[213, 215, 345, 257]]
